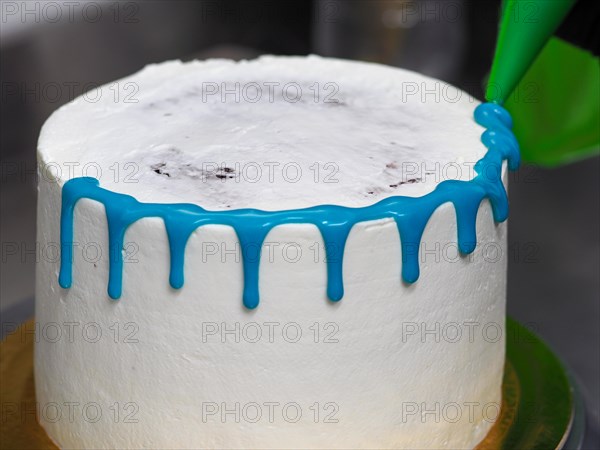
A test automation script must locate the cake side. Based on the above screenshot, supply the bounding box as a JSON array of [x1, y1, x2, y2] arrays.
[[35, 186, 507, 449]]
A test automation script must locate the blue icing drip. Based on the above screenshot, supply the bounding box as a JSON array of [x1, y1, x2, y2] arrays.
[[58, 102, 519, 309], [316, 215, 354, 301]]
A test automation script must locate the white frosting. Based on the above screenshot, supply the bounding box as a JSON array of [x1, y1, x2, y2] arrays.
[[35, 57, 506, 449], [38, 56, 483, 210]]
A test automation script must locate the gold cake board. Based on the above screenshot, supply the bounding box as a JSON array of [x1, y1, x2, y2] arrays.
[[0, 319, 575, 449]]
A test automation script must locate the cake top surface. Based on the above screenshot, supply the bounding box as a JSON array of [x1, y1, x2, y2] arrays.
[[39, 55, 485, 211]]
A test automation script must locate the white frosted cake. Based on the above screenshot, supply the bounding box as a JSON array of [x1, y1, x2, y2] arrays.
[[35, 56, 519, 449]]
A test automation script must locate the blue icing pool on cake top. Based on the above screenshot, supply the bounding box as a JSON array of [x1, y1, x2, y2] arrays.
[[58, 102, 519, 309]]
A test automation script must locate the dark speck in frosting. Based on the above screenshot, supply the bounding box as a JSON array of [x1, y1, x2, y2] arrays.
[[151, 162, 171, 177], [214, 167, 236, 179], [389, 178, 421, 188]]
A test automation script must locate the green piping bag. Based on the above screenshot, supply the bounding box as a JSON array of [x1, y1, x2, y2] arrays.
[[486, 0, 577, 104]]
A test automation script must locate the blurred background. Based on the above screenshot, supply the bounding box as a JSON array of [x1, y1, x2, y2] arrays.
[[1, 0, 598, 446]]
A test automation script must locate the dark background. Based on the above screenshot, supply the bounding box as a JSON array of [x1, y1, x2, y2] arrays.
[[1, 1, 598, 447]]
